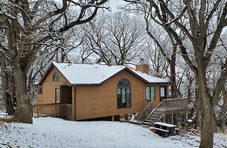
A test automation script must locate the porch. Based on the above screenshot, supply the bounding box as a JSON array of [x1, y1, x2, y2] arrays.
[[32, 103, 72, 120]]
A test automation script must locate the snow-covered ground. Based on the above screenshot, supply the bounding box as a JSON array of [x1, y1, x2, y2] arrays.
[[0, 117, 226, 148]]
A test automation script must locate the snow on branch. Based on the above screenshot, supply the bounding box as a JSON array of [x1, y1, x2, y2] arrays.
[[166, 0, 191, 26], [0, 49, 12, 63]]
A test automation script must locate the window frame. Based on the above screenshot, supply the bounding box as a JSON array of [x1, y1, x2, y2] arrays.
[[117, 78, 131, 109], [38, 87, 42, 95], [145, 86, 155, 101], [53, 73, 59, 82], [55, 88, 60, 103]]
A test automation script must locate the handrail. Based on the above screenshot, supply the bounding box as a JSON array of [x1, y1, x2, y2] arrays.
[[145, 100, 164, 120], [145, 98, 188, 121], [136, 101, 153, 121], [160, 98, 188, 109], [32, 103, 72, 120], [33, 103, 65, 107]]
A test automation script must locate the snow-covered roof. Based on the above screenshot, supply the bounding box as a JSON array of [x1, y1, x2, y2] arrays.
[[39, 62, 169, 85], [131, 70, 169, 83], [53, 62, 125, 85]]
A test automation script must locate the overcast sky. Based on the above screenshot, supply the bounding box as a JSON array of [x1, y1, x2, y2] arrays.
[[108, 0, 127, 12]]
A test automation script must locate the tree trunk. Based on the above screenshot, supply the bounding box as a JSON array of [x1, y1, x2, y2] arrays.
[[1, 62, 14, 114], [197, 75, 215, 148], [13, 63, 33, 123], [1, 62, 8, 105], [199, 104, 215, 148], [221, 89, 227, 134], [199, 102, 215, 148]]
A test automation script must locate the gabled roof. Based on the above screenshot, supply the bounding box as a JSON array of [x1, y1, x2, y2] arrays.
[[38, 62, 169, 86], [131, 70, 169, 83]]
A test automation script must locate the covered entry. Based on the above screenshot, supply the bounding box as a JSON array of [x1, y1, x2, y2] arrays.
[[60, 85, 72, 104]]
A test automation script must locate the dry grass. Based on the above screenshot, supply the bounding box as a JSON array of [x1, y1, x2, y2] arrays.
[[0, 118, 20, 123]]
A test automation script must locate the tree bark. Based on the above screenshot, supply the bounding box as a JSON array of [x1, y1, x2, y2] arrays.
[[197, 73, 215, 148], [221, 89, 227, 134], [199, 101, 215, 148], [1, 62, 15, 114], [13, 62, 32, 123], [1, 62, 8, 106]]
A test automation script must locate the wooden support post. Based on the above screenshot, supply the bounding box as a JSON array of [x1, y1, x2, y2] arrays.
[[72, 86, 76, 120], [185, 110, 188, 128], [37, 107, 39, 117], [163, 115, 166, 123], [171, 114, 174, 124], [112, 116, 114, 121], [183, 111, 187, 128]]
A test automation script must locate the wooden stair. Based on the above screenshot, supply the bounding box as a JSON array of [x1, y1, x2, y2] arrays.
[[132, 98, 188, 127], [142, 101, 165, 126], [143, 111, 164, 125]]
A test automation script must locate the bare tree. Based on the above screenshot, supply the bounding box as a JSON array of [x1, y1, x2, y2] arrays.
[[221, 87, 227, 134], [83, 12, 146, 65], [124, 0, 227, 147], [0, 0, 108, 123], [0, 61, 15, 114], [146, 41, 169, 78]]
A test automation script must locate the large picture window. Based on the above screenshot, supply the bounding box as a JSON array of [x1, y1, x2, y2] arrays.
[[146, 86, 155, 101], [117, 79, 131, 109]]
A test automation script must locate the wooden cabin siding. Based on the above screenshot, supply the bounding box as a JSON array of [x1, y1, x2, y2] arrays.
[[37, 67, 70, 104], [35, 64, 169, 121], [148, 84, 169, 107], [75, 69, 148, 120]]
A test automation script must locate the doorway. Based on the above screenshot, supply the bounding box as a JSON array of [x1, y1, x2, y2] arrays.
[[160, 86, 167, 102], [60, 86, 72, 104]]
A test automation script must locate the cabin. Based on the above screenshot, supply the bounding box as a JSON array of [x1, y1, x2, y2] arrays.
[[34, 62, 188, 123]]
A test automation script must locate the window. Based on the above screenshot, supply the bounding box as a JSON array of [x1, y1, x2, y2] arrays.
[[146, 86, 155, 101], [38, 87, 42, 95], [53, 73, 59, 81], [55, 88, 60, 103], [117, 79, 131, 109], [160, 87, 165, 97], [160, 86, 167, 102]]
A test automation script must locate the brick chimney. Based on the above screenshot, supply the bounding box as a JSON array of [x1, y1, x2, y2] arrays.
[[136, 58, 149, 74]]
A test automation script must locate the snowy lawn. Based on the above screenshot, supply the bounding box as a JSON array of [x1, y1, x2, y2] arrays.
[[0, 117, 226, 148]]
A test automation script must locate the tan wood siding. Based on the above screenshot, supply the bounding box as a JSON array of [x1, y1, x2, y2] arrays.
[[36, 67, 70, 104], [36, 65, 169, 121], [75, 70, 147, 120]]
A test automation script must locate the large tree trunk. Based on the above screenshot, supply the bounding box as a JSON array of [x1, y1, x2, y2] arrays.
[[197, 73, 215, 148], [199, 99, 215, 148], [1, 62, 15, 114], [13, 63, 32, 123], [1, 62, 8, 105], [221, 89, 227, 134]]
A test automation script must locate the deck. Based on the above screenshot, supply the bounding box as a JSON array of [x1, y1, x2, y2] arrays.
[[156, 98, 188, 113], [156, 107, 187, 113], [32, 103, 72, 120]]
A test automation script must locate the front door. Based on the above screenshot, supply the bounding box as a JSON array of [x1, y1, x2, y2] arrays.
[[160, 86, 167, 102]]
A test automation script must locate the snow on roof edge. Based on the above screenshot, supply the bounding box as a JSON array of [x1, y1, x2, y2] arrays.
[[38, 62, 169, 85]]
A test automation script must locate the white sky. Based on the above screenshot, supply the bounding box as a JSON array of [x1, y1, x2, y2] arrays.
[[108, 0, 127, 12]]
